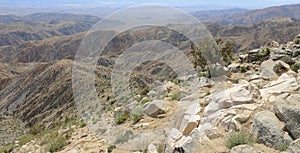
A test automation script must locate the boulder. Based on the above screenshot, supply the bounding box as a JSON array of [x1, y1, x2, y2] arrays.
[[184, 103, 201, 116], [205, 127, 222, 140], [239, 54, 248, 63], [260, 73, 299, 96], [143, 100, 166, 118], [269, 41, 280, 48], [247, 49, 261, 62], [260, 59, 277, 79], [230, 145, 259, 153], [274, 94, 300, 139], [228, 63, 240, 73], [180, 114, 200, 136], [287, 138, 300, 153], [293, 49, 300, 57], [294, 34, 300, 44], [211, 81, 257, 110], [251, 111, 291, 149]]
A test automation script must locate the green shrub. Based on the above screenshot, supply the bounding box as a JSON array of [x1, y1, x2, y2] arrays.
[[281, 56, 294, 65], [140, 99, 150, 105], [115, 113, 128, 125], [108, 145, 116, 153], [19, 133, 35, 146], [48, 137, 68, 153], [79, 121, 87, 128], [29, 123, 45, 135], [140, 87, 150, 96], [240, 66, 247, 73], [0, 145, 14, 153], [171, 91, 181, 101], [114, 130, 134, 144], [232, 79, 239, 84], [279, 142, 290, 152], [273, 63, 285, 74], [96, 128, 107, 135], [129, 107, 143, 124], [225, 132, 254, 149], [291, 63, 300, 72]]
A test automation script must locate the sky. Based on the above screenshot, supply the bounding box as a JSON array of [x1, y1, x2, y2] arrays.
[[1, 0, 300, 10]]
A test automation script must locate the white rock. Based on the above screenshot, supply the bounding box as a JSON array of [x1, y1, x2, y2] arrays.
[[260, 73, 299, 96], [260, 59, 277, 80], [143, 100, 166, 118], [169, 128, 183, 141], [184, 103, 201, 115], [68, 149, 78, 153], [148, 143, 158, 153], [180, 115, 200, 136]]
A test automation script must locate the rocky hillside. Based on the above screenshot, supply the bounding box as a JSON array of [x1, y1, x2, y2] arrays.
[[1, 6, 300, 153], [0, 13, 99, 47], [1, 31, 300, 153], [207, 17, 300, 52]]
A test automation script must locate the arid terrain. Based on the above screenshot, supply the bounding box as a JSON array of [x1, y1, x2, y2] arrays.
[[0, 2, 300, 153]]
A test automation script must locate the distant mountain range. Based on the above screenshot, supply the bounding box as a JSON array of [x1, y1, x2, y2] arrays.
[[1, 3, 300, 62], [193, 4, 300, 25], [0, 13, 99, 47]]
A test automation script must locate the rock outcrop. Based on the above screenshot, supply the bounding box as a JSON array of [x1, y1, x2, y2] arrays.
[[274, 94, 300, 139], [251, 111, 292, 149]]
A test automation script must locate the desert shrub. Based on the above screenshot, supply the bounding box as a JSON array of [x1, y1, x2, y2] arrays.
[[79, 121, 87, 128], [114, 130, 134, 144], [168, 78, 180, 85], [19, 133, 35, 146], [108, 145, 116, 153], [217, 39, 235, 65], [29, 123, 45, 135], [291, 63, 300, 72], [129, 107, 143, 124], [140, 87, 150, 96], [239, 66, 247, 73], [48, 137, 67, 153], [140, 99, 150, 105], [225, 132, 254, 149], [273, 63, 285, 75], [280, 56, 294, 65], [190, 42, 207, 69], [96, 128, 107, 135], [253, 48, 271, 62], [115, 113, 129, 125], [0, 145, 14, 153], [279, 142, 290, 152], [171, 91, 181, 101]]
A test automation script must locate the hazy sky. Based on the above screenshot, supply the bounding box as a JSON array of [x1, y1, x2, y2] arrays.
[[1, 0, 300, 9]]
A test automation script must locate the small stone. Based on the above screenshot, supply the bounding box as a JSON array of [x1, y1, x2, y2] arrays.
[[230, 145, 259, 153], [148, 143, 158, 153], [68, 149, 78, 153]]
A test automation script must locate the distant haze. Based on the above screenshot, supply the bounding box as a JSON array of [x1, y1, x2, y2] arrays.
[[1, 0, 300, 9], [0, 0, 300, 17]]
